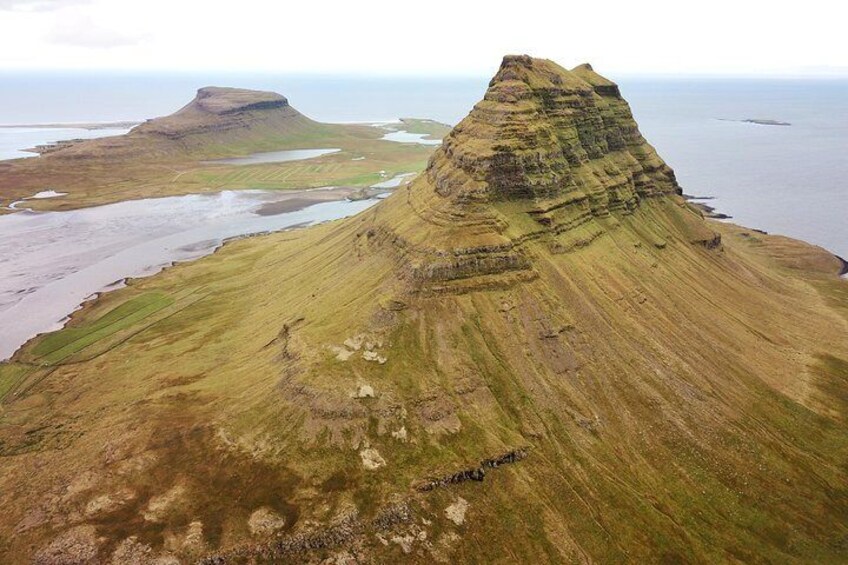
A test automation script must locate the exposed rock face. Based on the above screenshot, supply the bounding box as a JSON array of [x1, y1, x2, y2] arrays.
[[359, 447, 387, 470], [33, 525, 100, 565], [415, 448, 528, 491], [248, 507, 287, 536], [444, 498, 469, 526], [189, 86, 289, 115]]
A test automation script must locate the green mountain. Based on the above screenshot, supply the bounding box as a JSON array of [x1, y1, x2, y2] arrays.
[[53, 86, 324, 160], [1, 56, 846, 564]]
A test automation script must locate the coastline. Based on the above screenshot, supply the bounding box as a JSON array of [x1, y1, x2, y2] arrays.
[[687, 193, 848, 276], [0, 189, 384, 361]]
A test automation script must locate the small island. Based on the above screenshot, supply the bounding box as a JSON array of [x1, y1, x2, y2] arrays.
[[743, 118, 791, 126], [720, 118, 792, 126]]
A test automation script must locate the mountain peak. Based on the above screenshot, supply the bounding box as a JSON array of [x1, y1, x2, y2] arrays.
[[376, 56, 715, 292], [188, 86, 290, 115], [425, 55, 679, 207]]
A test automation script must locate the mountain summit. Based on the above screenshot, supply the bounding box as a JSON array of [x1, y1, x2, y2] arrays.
[[429, 55, 678, 205], [380, 55, 719, 293], [1, 57, 846, 563]]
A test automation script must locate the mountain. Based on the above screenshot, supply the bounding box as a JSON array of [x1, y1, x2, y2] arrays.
[[49, 86, 323, 161], [1, 56, 846, 563]]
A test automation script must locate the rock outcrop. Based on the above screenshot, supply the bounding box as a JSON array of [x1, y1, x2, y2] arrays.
[[428, 55, 678, 205]]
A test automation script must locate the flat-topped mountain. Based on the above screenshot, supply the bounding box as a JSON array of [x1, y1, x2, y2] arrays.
[[1, 56, 846, 563], [130, 86, 306, 140], [49, 86, 319, 159], [179, 86, 290, 114]]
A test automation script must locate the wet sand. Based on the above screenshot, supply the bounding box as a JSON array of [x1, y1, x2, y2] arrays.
[[254, 187, 362, 216]]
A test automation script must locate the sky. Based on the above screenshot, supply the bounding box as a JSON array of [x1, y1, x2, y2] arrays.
[[0, 0, 846, 77]]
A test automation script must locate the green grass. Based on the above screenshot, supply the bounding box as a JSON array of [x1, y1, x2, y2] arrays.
[[2, 61, 848, 564], [0, 364, 30, 402], [396, 118, 452, 140], [30, 292, 173, 365]]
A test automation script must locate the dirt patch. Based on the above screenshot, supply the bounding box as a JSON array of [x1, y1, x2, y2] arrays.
[[445, 497, 468, 526], [360, 448, 387, 470]]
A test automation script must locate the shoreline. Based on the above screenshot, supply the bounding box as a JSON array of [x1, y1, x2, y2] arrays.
[[2, 217, 317, 365], [0, 191, 384, 362], [684, 194, 732, 219], [2, 185, 376, 215], [686, 193, 848, 276]]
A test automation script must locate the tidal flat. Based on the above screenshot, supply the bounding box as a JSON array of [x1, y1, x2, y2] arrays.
[[0, 189, 378, 360]]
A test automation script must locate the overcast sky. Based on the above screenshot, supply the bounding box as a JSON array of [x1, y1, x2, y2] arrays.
[[0, 0, 845, 76]]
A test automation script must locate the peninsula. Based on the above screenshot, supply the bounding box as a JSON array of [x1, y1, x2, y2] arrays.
[[0, 57, 845, 564]]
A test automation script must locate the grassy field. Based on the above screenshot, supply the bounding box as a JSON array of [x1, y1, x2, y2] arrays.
[[27, 293, 174, 365], [177, 130, 439, 192]]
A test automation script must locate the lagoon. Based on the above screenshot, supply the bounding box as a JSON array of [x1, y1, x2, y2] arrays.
[[202, 148, 340, 165]]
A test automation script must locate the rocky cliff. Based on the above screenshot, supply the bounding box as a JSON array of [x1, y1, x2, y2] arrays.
[[1, 57, 846, 564], [429, 56, 677, 205]]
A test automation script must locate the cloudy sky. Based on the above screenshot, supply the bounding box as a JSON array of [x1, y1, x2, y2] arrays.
[[0, 0, 845, 76]]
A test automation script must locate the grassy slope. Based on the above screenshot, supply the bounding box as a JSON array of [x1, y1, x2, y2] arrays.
[[0, 190, 846, 563], [1, 66, 846, 563]]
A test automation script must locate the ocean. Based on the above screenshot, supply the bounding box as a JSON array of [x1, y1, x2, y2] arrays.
[[0, 72, 846, 258]]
